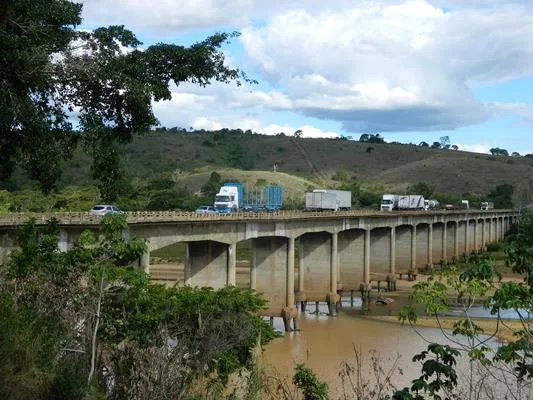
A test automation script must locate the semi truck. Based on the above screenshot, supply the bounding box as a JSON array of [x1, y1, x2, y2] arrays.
[[380, 194, 440, 211], [214, 182, 283, 213], [380, 194, 399, 211], [480, 201, 494, 211], [398, 195, 426, 210], [305, 189, 352, 211]]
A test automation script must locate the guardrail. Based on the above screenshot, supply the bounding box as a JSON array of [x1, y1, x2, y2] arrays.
[[0, 209, 516, 226]]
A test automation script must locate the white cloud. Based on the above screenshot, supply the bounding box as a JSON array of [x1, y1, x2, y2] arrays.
[[455, 143, 491, 154], [258, 124, 340, 138], [80, 0, 533, 137], [239, 1, 533, 132]]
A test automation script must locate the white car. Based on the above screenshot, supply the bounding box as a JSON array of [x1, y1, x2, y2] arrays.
[[90, 204, 122, 216], [195, 206, 217, 215]]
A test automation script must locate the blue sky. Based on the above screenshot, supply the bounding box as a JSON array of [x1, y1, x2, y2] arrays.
[[79, 0, 533, 154]]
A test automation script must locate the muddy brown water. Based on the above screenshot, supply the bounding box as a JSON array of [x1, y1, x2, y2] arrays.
[[150, 263, 505, 396]]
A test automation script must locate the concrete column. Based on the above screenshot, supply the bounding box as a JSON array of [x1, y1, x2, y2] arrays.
[[328, 232, 339, 315], [454, 223, 459, 259], [473, 220, 478, 252], [411, 225, 417, 272], [395, 225, 412, 277], [287, 237, 295, 307], [298, 232, 335, 306], [140, 249, 150, 274], [464, 220, 470, 255], [250, 238, 257, 290], [297, 237, 305, 301], [227, 243, 236, 286], [184, 243, 191, 285], [186, 241, 228, 289], [364, 229, 370, 285], [338, 230, 365, 294], [442, 223, 447, 262], [58, 229, 68, 252], [427, 224, 433, 267], [330, 232, 338, 293], [488, 219, 493, 243], [481, 220, 486, 250], [389, 227, 396, 275]]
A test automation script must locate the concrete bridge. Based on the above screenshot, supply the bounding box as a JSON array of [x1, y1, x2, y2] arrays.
[[0, 210, 519, 330]]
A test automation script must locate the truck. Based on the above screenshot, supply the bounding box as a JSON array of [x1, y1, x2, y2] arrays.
[[444, 200, 470, 210], [381, 194, 439, 211], [424, 199, 440, 210], [480, 201, 494, 211], [214, 183, 283, 213], [380, 194, 399, 211], [305, 189, 352, 211], [398, 195, 426, 210]]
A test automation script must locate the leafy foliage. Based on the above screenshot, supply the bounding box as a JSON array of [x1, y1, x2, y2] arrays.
[[407, 182, 434, 199], [0, 214, 276, 398], [1, 1, 248, 199], [293, 364, 330, 400], [359, 133, 385, 143], [486, 183, 514, 209], [398, 212, 533, 399]]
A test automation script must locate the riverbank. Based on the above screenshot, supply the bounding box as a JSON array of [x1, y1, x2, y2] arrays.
[[357, 272, 524, 343]]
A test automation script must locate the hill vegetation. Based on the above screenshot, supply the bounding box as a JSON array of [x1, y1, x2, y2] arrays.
[[2, 129, 532, 211]]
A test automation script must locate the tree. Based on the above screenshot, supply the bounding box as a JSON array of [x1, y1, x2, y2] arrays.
[[487, 183, 514, 209], [360, 133, 385, 143], [201, 171, 222, 197], [489, 147, 509, 156], [294, 129, 303, 138], [439, 135, 451, 149], [512, 151, 521, 157], [430, 142, 441, 149], [451, 144, 459, 150], [397, 212, 533, 399], [407, 182, 434, 198], [1, 1, 249, 200], [419, 141, 429, 147], [0, 215, 276, 398]]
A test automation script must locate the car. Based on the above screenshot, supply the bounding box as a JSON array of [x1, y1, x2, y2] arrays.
[[195, 206, 217, 215], [90, 204, 122, 216]]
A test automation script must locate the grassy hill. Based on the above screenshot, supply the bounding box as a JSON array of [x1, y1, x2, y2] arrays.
[[7, 130, 533, 208], [117, 132, 533, 201]]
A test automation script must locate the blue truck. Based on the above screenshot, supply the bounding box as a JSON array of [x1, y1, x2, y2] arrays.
[[214, 183, 283, 213]]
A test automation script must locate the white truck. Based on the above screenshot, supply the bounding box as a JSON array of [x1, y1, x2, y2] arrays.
[[424, 199, 440, 210], [381, 194, 433, 211], [380, 194, 399, 212], [480, 201, 494, 211], [305, 189, 352, 211], [398, 195, 426, 210], [214, 183, 242, 213]]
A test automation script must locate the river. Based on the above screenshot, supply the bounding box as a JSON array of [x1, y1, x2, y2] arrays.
[[260, 298, 521, 399]]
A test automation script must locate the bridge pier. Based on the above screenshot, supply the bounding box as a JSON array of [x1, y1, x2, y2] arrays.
[[297, 231, 340, 315], [184, 240, 229, 289], [396, 225, 412, 279], [140, 250, 150, 273], [253, 236, 298, 331], [339, 229, 365, 302]]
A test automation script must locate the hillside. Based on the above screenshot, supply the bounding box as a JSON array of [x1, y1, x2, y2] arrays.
[[7, 130, 533, 207]]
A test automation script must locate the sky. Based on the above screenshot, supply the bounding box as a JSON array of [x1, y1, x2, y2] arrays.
[[78, 0, 533, 155]]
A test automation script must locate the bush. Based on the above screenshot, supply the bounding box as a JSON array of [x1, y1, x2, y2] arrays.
[[486, 241, 504, 252]]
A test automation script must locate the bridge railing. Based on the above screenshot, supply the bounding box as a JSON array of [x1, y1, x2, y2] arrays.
[[0, 209, 519, 226]]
